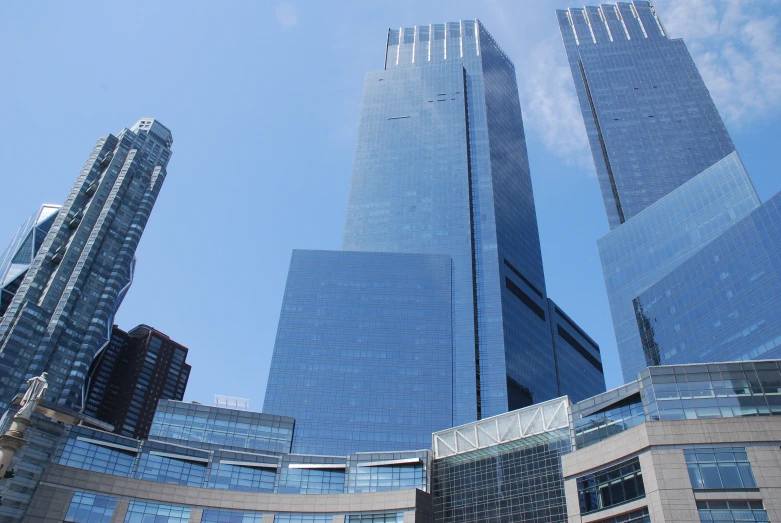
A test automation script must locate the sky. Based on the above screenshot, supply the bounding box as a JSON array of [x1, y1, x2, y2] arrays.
[[2, 0, 781, 408]]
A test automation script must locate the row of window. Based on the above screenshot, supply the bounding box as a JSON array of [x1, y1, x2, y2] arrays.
[[579, 448, 763, 517], [577, 457, 645, 514], [64, 493, 402, 523], [59, 434, 425, 493]]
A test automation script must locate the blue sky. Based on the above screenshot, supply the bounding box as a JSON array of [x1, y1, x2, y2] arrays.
[[2, 1, 781, 407]]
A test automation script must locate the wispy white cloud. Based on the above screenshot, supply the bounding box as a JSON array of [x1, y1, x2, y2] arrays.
[[485, 0, 781, 172], [481, 2, 594, 169], [519, 33, 593, 169], [655, 0, 781, 127]]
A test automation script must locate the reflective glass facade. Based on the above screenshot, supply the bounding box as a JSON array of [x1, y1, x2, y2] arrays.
[[432, 430, 570, 523], [697, 501, 769, 523], [343, 20, 555, 423], [201, 510, 265, 523], [635, 191, 781, 368], [277, 467, 345, 495], [0, 118, 173, 411], [346, 451, 429, 493], [207, 462, 277, 493], [0, 204, 60, 317], [56, 427, 137, 475], [685, 448, 756, 490], [149, 399, 294, 454], [557, 2, 735, 230], [51, 402, 432, 499], [596, 152, 760, 382], [124, 501, 190, 523], [548, 299, 605, 403], [265, 21, 603, 456], [64, 492, 116, 523], [134, 445, 208, 487], [264, 250, 453, 455], [571, 360, 781, 449], [571, 382, 644, 449], [576, 457, 645, 514]]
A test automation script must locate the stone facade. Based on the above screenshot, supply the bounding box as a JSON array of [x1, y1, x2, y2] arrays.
[[563, 417, 781, 523], [25, 464, 431, 523]]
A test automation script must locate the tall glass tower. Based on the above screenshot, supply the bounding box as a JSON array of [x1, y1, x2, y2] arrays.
[[343, 20, 555, 423], [264, 20, 605, 454], [0, 118, 173, 411], [559, 2, 781, 382], [557, 1, 735, 230]]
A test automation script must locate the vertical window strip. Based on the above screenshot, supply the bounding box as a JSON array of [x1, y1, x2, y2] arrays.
[[567, 10, 580, 45], [583, 9, 597, 44], [615, 6, 631, 40], [599, 7, 614, 42]]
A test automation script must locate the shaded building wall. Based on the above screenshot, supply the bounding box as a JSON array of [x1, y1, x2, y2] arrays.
[[548, 300, 606, 403]]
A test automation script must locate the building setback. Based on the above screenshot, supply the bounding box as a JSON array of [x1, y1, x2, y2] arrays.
[[84, 325, 191, 439], [0, 118, 173, 411]]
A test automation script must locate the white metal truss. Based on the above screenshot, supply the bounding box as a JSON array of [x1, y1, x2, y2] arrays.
[[432, 397, 570, 459]]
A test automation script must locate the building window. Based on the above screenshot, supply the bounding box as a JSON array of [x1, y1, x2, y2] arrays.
[[64, 492, 116, 523], [201, 509, 265, 523], [207, 463, 277, 492], [590, 507, 650, 523], [57, 436, 136, 477], [273, 516, 333, 523], [697, 500, 769, 523], [573, 394, 645, 449], [347, 464, 424, 493], [346, 513, 404, 523], [124, 501, 190, 523], [135, 453, 207, 487], [279, 467, 345, 494], [577, 457, 645, 514], [685, 448, 756, 489]]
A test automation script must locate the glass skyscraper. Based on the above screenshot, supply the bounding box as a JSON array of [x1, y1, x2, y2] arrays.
[[557, 1, 735, 230], [0, 118, 173, 411], [343, 20, 556, 422], [558, 2, 781, 381], [264, 21, 605, 455], [0, 204, 60, 317]]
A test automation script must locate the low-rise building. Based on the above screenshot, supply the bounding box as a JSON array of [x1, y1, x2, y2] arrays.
[[19, 360, 781, 523]]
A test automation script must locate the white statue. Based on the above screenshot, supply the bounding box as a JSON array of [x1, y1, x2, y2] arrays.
[[16, 373, 48, 420]]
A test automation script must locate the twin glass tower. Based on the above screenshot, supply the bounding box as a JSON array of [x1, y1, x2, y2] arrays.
[[264, 20, 605, 455]]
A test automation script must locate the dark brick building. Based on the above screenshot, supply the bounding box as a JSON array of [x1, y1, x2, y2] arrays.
[[84, 324, 191, 438]]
